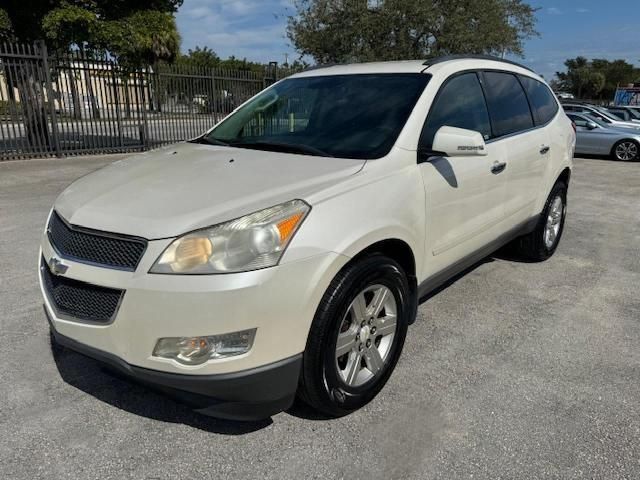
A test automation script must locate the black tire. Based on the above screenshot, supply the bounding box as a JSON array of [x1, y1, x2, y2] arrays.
[[297, 254, 411, 417], [611, 139, 640, 162], [513, 181, 567, 261]]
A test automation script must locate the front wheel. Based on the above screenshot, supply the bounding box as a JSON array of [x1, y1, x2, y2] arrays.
[[297, 254, 411, 417]]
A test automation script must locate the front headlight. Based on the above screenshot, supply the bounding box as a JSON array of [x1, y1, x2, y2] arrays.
[[150, 199, 310, 274]]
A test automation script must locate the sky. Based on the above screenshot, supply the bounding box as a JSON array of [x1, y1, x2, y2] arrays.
[[176, 0, 640, 80]]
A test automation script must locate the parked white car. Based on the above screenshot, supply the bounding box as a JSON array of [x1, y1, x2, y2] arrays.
[[40, 56, 574, 420]]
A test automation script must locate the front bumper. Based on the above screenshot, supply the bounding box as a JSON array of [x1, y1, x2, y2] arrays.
[[48, 310, 302, 420], [40, 229, 349, 418]]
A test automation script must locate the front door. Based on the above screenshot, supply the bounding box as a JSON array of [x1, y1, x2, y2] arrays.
[[417, 72, 507, 278]]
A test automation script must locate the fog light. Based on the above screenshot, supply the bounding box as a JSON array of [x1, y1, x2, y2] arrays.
[[153, 329, 256, 365]]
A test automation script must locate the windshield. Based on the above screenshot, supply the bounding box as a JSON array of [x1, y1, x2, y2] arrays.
[[204, 74, 431, 159]]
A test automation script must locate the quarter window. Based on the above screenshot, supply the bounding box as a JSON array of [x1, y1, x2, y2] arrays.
[[519, 76, 559, 125], [481, 72, 534, 137], [420, 73, 491, 149]]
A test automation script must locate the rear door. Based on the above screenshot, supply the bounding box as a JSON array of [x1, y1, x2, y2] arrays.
[[418, 72, 506, 276], [480, 71, 542, 226]]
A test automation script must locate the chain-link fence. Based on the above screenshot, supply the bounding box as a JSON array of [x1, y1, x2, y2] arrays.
[[0, 42, 290, 160]]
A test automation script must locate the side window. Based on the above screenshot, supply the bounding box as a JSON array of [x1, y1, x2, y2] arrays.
[[589, 111, 611, 123], [567, 114, 588, 128], [519, 76, 559, 125], [481, 71, 534, 137], [420, 72, 491, 149]]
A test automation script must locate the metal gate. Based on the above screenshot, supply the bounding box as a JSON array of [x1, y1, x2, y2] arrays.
[[0, 42, 284, 160]]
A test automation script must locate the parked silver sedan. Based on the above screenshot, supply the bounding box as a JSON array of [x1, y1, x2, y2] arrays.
[[567, 112, 640, 161]]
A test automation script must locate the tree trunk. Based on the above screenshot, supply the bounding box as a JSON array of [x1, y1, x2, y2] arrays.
[[79, 45, 101, 120], [5, 58, 52, 153], [67, 69, 82, 120]]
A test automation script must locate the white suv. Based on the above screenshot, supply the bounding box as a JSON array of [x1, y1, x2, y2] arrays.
[[40, 56, 574, 420]]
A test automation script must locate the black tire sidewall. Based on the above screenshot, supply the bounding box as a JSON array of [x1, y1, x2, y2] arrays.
[[538, 182, 567, 258], [303, 255, 410, 416]]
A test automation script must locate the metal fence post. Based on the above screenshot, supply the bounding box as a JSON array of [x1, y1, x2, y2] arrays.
[[37, 40, 62, 157]]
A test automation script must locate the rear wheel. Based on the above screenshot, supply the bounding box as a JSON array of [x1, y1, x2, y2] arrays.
[[513, 181, 567, 261], [297, 254, 411, 417], [612, 140, 639, 161]]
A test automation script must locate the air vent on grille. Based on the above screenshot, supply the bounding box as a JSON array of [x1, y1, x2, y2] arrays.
[[47, 211, 147, 271], [41, 257, 124, 323]]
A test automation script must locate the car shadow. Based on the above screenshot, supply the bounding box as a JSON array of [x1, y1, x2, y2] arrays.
[[418, 244, 539, 304], [574, 154, 624, 162], [50, 246, 537, 430], [51, 341, 273, 435], [428, 156, 459, 188]]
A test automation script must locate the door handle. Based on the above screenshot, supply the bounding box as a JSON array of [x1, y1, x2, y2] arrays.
[[540, 146, 550, 155], [491, 162, 507, 174]]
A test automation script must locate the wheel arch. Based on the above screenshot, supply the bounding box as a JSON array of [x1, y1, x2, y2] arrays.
[[340, 237, 419, 324], [350, 238, 417, 281], [556, 166, 571, 187], [610, 138, 640, 160]]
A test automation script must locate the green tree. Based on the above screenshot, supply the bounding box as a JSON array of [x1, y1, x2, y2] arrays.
[[176, 46, 221, 70], [287, 0, 539, 64], [1, 0, 182, 143], [556, 57, 640, 99], [0, 9, 12, 41]]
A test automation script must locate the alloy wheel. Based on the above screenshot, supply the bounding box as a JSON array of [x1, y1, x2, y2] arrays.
[[334, 285, 397, 387], [544, 195, 564, 249], [615, 141, 638, 161]]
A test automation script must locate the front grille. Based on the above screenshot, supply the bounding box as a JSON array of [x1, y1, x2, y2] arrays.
[[48, 211, 147, 271], [41, 257, 125, 323]]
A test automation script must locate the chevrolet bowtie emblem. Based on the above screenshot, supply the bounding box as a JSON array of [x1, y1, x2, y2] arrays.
[[48, 257, 68, 276]]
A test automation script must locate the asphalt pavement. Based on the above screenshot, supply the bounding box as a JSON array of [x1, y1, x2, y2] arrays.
[[0, 154, 638, 479]]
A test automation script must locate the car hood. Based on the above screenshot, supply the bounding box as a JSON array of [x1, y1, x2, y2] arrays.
[[55, 143, 365, 239]]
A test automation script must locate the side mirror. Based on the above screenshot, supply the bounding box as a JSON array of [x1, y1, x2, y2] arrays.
[[586, 121, 598, 130], [431, 126, 488, 157]]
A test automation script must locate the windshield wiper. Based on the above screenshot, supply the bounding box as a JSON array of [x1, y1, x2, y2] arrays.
[[189, 136, 229, 146], [229, 141, 333, 158]]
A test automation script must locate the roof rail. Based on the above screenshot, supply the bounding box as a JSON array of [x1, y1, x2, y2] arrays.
[[302, 63, 338, 72], [422, 55, 535, 73]]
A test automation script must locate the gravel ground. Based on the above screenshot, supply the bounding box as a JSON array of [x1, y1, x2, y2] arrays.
[[0, 154, 638, 479]]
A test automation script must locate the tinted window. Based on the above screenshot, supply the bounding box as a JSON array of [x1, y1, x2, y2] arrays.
[[626, 108, 640, 120], [208, 74, 431, 159], [567, 114, 589, 127], [481, 72, 534, 137], [519, 76, 559, 125], [420, 73, 491, 149], [588, 110, 612, 124], [607, 109, 628, 120]]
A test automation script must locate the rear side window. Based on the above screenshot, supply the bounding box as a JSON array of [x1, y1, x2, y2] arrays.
[[420, 72, 491, 149], [519, 76, 559, 125], [481, 72, 534, 137]]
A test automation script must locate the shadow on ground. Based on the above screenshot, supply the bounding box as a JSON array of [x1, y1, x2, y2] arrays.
[[49, 244, 537, 433], [51, 340, 273, 435]]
